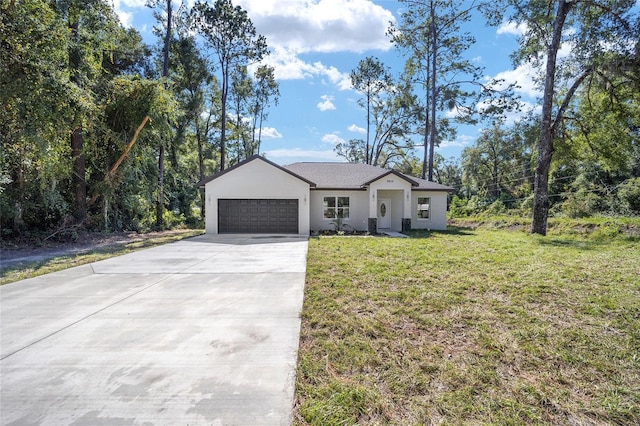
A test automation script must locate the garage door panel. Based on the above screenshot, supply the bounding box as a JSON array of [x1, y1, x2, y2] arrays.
[[218, 199, 298, 234]]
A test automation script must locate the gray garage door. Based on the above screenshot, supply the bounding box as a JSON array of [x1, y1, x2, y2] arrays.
[[218, 199, 299, 234]]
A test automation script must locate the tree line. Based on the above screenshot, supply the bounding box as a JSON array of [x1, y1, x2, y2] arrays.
[[1, 0, 278, 238], [337, 0, 639, 233], [1, 0, 638, 239]]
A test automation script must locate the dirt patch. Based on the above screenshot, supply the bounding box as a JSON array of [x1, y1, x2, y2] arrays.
[[0, 229, 198, 269]]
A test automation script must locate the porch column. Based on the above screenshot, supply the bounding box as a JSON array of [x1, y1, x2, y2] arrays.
[[368, 189, 377, 233], [402, 189, 412, 231]]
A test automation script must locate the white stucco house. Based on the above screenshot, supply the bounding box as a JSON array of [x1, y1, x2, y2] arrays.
[[198, 155, 453, 235]]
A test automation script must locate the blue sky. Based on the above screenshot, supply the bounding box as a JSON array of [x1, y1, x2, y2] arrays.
[[112, 0, 542, 165]]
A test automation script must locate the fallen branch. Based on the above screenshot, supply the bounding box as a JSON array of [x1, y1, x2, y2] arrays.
[[87, 115, 150, 208]]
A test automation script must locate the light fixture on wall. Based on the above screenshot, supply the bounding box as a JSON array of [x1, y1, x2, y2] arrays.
[[406, 192, 409, 200]]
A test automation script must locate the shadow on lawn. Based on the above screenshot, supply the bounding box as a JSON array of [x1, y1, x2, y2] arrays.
[[536, 237, 600, 251], [405, 226, 475, 238]]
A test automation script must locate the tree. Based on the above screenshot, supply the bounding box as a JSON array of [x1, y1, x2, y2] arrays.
[[190, 0, 268, 171], [90, 77, 175, 230], [462, 123, 517, 200], [56, 0, 121, 221], [350, 57, 394, 165], [229, 64, 253, 164], [147, 0, 174, 228], [335, 139, 367, 164], [338, 60, 418, 168], [0, 0, 71, 229], [170, 20, 216, 217], [1, 0, 161, 234], [392, 0, 515, 181], [433, 154, 463, 196], [486, 0, 639, 234], [251, 65, 279, 155], [566, 70, 640, 176]]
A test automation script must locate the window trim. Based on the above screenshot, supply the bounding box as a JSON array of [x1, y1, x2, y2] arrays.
[[323, 196, 350, 220], [417, 196, 431, 220]]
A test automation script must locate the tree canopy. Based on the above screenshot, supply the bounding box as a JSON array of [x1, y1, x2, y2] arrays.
[[1, 0, 638, 239]]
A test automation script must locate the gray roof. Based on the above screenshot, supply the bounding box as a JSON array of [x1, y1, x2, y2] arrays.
[[284, 162, 453, 192]]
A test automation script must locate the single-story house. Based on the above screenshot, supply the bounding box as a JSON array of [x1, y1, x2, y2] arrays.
[[198, 155, 453, 235]]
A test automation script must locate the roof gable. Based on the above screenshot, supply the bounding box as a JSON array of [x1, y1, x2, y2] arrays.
[[197, 155, 316, 188], [362, 169, 418, 187]]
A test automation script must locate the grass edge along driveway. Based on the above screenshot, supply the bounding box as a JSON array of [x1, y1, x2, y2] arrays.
[[294, 228, 640, 425]]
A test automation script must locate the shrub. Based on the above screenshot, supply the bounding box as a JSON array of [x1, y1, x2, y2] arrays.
[[617, 177, 640, 215]]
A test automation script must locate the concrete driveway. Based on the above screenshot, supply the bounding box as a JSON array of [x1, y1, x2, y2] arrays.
[[1, 234, 308, 425]]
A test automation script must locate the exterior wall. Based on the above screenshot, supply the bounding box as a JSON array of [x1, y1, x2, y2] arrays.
[[204, 159, 311, 235], [309, 190, 369, 232], [411, 191, 448, 230]]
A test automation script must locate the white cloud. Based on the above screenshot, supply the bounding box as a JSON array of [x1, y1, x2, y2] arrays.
[[440, 135, 475, 149], [412, 134, 474, 153], [317, 95, 336, 112], [121, 0, 147, 6], [497, 21, 528, 37], [259, 48, 351, 89], [111, 0, 134, 27], [237, 0, 395, 54], [490, 63, 542, 98], [348, 124, 366, 134], [237, 0, 392, 90], [321, 133, 345, 145], [502, 101, 541, 126], [259, 127, 283, 139]]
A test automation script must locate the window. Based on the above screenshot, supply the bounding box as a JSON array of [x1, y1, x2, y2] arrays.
[[417, 197, 430, 219], [323, 196, 349, 219]]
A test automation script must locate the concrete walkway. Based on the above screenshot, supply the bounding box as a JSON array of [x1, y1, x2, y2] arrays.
[[1, 234, 308, 425]]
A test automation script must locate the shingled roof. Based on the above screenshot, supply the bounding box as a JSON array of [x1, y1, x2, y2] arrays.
[[284, 162, 453, 192]]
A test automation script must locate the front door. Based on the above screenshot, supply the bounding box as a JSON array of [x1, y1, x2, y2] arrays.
[[378, 198, 391, 229]]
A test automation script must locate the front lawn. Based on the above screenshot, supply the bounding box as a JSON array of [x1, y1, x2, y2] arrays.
[[294, 227, 640, 424]]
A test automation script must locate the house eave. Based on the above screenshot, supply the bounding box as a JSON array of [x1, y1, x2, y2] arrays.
[[311, 187, 368, 191]]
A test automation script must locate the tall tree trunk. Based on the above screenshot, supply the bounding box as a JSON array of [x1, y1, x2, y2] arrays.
[[531, 0, 572, 235], [195, 113, 208, 219], [492, 156, 500, 199], [220, 62, 228, 171], [69, 18, 86, 220], [162, 0, 171, 78], [427, 3, 437, 182], [421, 112, 429, 180], [257, 106, 264, 155], [156, 143, 165, 228], [366, 90, 371, 164], [14, 159, 24, 229], [156, 0, 172, 229], [72, 126, 86, 219]]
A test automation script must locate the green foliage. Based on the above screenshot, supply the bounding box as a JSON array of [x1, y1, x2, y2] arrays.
[[392, 0, 517, 180], [339, 56, 417, 169], [189, 0, 269, 170], [617, 178, 640, 215]]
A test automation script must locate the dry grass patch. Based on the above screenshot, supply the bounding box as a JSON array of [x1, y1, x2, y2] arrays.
[[0, 229, 204, 284], [294, 228, 640, 425]]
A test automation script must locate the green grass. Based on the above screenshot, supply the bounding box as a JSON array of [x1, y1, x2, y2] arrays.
[[294, 227, 640, 425], [0, 229, 204, 285]]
